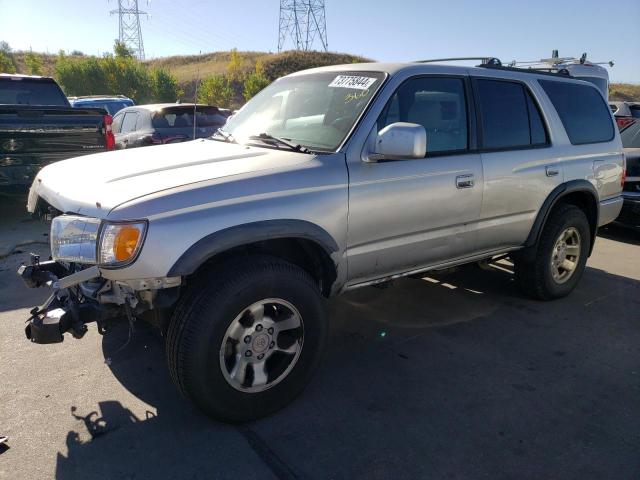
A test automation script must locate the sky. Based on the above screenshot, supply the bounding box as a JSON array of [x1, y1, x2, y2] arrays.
[[1, 0, 638, 83]]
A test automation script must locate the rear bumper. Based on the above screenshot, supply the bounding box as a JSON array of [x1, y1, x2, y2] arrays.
[[0, 165, 41, 190], [598, 196, 624, 227]]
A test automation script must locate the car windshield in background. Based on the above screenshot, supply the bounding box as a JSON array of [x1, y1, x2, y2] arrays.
[[152, 106, 227, 129], [621, 121, 640, 148], [631, 105, 640, 119], [0, 78, 68, 105], [75, 101, 132, 115], [223, 71, 387, 151]]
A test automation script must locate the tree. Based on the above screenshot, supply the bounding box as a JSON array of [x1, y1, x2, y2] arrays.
[[226, 48, 243, 82], [150, 68, 181, 102], [198, 75, 233, 107], [243, 71, 270, 101], [113, 40, 134, 59], [0, 51, 16, 73], [25, 50, 44, 75], [0, 41, 16, 73]]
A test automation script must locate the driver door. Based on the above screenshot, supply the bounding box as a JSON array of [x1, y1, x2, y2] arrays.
[[345, 75, 484, 286]]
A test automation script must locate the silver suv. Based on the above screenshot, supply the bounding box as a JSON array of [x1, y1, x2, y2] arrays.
[[19, 62, 624, 422]]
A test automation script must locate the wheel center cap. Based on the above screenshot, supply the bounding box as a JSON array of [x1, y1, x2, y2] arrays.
[[252, 333, 270, 353]]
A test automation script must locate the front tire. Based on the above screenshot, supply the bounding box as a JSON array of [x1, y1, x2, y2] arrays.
[[166, 255, 327, 422], [514, 204, 590, 300]]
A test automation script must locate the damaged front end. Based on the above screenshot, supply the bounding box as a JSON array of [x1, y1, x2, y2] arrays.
[[18, 253, 180, 344]]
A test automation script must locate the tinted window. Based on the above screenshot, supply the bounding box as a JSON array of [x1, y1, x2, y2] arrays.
[[476, 79, 547, 149], [121, 112, 138, 133], [630, 105, 640, 119], [378, 77, 468, 154], [152, 106, 227, 129], [0, 78, 68, 105], [620, 121, 640, 148], [539, 80, 614, 145], [74, 100, 132, 115]]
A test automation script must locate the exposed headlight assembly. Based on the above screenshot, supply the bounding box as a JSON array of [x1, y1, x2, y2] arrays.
[[51, 215, 147, 267]]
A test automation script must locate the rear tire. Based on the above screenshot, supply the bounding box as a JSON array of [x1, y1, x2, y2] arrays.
[[514, 204, 590, 300], [166, 255, 327, 423]]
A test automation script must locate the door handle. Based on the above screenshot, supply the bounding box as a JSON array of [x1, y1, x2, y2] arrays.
[[545, 165, 559, 177], [456, 174, 475, 189]]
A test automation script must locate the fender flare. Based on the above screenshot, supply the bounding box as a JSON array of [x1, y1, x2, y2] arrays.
[[524, 179, 599, 257], [167, 219, 339, 277]]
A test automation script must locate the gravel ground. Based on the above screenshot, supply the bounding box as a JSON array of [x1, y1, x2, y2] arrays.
[[0, 193, 639, 479]]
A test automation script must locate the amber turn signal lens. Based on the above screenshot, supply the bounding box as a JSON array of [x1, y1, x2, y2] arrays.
[[99, 221, 146, 266], [113, 226, 141, 262]]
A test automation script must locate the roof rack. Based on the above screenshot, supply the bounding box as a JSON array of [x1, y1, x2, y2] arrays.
[[68, 94, 130, 100], [413, 56, 573, 78]]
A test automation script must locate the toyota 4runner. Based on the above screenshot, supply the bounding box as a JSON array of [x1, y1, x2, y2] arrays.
[[18, 61, 624, 422]]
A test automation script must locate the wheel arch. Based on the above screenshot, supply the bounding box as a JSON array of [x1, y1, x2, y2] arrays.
[[525, 180, 599, 257], [167, 220, 340, 297]]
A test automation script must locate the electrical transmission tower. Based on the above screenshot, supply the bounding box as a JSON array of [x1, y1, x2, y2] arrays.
[[110, 0, 148, 60], [278, 0, 328, 52]]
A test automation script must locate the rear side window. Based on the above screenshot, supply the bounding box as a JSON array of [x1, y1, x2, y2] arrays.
[[539, 80, 614, 145], [476, 79, 548, 150], [121, 112, 138, 133]]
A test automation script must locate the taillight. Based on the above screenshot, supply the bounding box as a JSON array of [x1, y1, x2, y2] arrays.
[[103, 115, 115, 150], [621, 153, 627, 189], [616, 117, 635, 130]]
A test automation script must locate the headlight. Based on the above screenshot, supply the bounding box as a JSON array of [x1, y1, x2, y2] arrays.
[[51, 215, 147, 267], [51, 215, 101, 263], [98, 221, 147, 266]]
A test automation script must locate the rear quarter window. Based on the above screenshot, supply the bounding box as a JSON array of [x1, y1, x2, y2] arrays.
[[539, 80, 614, 145]]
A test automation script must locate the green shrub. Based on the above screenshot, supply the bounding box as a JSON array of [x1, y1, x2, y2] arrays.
[[197, 74, 233, 107]]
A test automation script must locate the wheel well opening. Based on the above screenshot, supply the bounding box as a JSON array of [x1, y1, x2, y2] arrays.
[[190, 238, 337, 297], [554, 190, 598, 249]]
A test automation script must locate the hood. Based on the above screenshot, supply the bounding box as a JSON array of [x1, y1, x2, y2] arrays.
[[28, 139, 312, 217]]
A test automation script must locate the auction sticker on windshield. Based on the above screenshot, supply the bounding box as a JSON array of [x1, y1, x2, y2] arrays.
[[329, 75, 377, 90]]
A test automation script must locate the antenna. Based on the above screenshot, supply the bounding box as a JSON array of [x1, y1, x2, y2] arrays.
[[110, 0, 148, 60], [193, 68, 200, 141], [278, 0, 328, 52]]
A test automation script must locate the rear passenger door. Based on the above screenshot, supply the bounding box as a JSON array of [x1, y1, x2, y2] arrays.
[[117, 111, 139, 149], [473, 78, 561, 251]]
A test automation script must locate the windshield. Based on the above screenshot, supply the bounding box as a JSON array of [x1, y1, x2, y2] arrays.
[[223, 71, 386, 151]]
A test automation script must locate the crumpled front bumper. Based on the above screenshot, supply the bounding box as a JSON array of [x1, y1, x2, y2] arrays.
[[18, 257, 125, 344]]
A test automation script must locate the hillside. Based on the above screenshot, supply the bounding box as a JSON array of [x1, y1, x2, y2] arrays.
[[145, 50, 371, 100], [5, 49, 639, 103]]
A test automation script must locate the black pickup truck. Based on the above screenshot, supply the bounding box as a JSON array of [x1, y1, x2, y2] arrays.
[[0, 74, 115, 191]]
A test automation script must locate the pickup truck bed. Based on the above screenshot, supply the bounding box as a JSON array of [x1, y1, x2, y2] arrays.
[[0, 74, 113, 191]]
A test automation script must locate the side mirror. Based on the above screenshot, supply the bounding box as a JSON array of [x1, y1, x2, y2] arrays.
[[367, 122, 426, 162]]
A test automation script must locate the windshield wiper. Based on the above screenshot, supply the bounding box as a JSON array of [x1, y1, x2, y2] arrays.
[[212, 128, 237, 143], [248, 133, 312, 154]]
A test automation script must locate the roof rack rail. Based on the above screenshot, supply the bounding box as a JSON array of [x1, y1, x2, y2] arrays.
[[415, 56, 503, 66]]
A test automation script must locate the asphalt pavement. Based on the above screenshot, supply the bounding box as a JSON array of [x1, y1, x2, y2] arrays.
[[0, 193, 639, 479]]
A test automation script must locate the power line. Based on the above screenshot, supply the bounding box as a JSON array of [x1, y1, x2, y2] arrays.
[[278, 0, 328, 52], [110, 0, 148, 60]]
